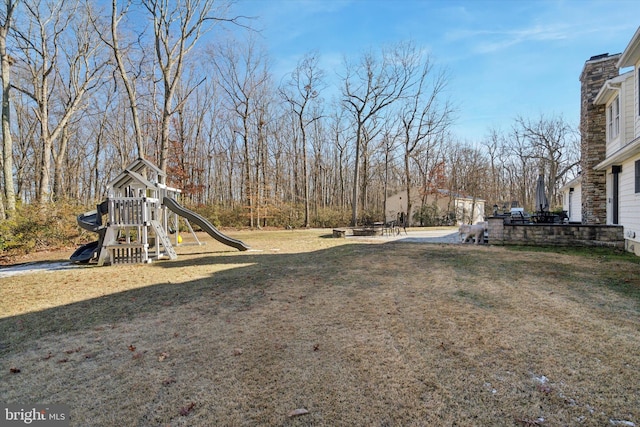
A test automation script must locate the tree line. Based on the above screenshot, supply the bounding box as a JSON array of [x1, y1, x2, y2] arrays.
[[0, 0, 580, 228]]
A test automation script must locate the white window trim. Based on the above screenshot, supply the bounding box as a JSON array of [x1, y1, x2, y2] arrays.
[[614, 96, 620, 138], [608, 96, 620, 140]]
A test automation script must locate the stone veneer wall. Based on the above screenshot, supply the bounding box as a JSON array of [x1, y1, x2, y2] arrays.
[[579, 54, 620, 224], [487, 217, 624, 248]]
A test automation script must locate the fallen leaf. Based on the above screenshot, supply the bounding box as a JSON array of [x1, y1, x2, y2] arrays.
[[537, 383, 553, 394], [162, 377, 176, 386], [179, 402, 195, 416], [288, 408, 309, 417], [515, 416, 544, 426]]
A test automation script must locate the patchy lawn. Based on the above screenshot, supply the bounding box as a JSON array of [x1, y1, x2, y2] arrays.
[[1, 229, 639, 426]]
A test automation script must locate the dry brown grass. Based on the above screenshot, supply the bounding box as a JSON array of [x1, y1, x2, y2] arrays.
[[1, 229, 640, 426]]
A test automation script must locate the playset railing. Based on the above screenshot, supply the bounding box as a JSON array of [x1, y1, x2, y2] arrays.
[[107, 197, 161, 226]]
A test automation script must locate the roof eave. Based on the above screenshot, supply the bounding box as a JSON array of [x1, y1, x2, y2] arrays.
[[593, 72, 630, 104], [594, 136, 640, 170], [594, 83, 618, 105], [559, 176, 581, 192], [617, 26, 640, 68]]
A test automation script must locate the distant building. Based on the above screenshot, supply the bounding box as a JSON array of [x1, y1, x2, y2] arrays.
[[385, 188, 485, 226], [559, 176, 582, 223]]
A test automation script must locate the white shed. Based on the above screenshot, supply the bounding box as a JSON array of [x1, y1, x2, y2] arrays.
[[560, 176, 582, 223], [385, 188, 485, 226]]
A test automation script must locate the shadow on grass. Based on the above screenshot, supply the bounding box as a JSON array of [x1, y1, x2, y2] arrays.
[[0, 242, 401, 356], [2, 240, 638, 359]]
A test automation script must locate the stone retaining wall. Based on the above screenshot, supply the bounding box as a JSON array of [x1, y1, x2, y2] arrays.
[[487, 217, 624, 248]]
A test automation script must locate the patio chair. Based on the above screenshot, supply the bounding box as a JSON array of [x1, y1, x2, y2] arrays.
[[383, 221, 397, 236]]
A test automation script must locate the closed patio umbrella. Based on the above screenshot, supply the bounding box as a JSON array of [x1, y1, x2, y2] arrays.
[[535, 174, 549, 212]]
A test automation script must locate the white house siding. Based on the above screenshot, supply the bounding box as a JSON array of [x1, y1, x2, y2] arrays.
[[623, 75, 635, 143], [619, 63, 640, 254], [571, 185, 582, 222], [616, 154, 640, 253], [636, 66, 640, 138], [637, 74, 640, 138], [560, 176, 582, 223]]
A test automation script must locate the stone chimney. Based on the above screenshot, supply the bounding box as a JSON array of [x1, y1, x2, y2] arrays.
[[579, 53, 620, 224]]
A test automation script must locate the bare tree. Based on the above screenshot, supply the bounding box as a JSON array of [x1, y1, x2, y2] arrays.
[[397, 53, 453, 225], [380, 121, 400, 222], [94, 0, 147, 159], [341, 43, 416, 225], [506, 125, 536, 209], [52, 3, 108, 199], [328, 109, 351, 210], [12, 0, 107, 203], [446, 140, 489, 224], [9, 90, 36, 201], [513, 114, 579, 208], [212, 37, 270, 227], [0, 0, 17, 217], [141, 0, 241, 177], [482, 127, 511, 208], [280, 52, 325, 227], [85, 86, 117, 201]]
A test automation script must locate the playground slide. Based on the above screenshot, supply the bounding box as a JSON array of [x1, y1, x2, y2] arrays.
[[70, 241, 99, 263], [72, 200, 109, 263], [77, 211, 102, 233], [76, 200, 109, 232], [162, 197, 250, 251]]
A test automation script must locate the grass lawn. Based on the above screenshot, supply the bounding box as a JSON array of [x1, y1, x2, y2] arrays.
[[1, 228, 639, 426]]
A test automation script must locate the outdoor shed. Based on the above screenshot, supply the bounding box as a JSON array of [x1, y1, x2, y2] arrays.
[[385, 188, 485, 226], [559, 176, 582, 223]]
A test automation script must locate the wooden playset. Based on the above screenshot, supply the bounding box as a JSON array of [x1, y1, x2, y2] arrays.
[[72, 158, 249, 265]]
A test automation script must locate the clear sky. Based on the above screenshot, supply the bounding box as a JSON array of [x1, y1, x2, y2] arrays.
[[229, 0, 640, 142]]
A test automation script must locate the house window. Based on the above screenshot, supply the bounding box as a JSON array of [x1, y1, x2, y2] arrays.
[[636, 160, 640, 193], [607, 97, 619, 140], [612, 96, 620, 138]]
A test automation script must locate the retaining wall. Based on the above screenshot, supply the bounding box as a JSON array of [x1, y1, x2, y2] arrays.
[[487, 217, 624, 248]]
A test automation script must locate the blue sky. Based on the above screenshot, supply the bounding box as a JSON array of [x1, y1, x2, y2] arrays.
[[229, 0, 640, 142]]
